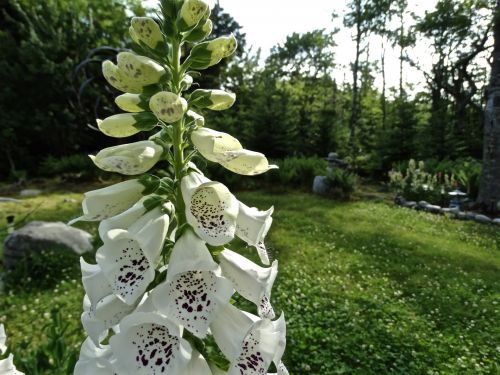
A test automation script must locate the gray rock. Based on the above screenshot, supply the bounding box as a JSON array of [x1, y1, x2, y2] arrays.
[[465, 212, 476, 220], [20, 189, 42, 197], [395, 196, 406, 205], [493, 218, 500, 225], [453, 211, 467, 220], [424, 204, 442, 213], [474, 214, 492, 224], [418, 201, 430, 208], [402, 201, 417, 209], [3, 221, 93, 270], [312, 176, 329, 195], [0, 197, 20, 203]]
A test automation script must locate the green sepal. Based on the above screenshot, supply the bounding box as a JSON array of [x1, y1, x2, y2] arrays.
[[174, 223, 190, 241], [184, 18, 212, 43], [189, 89, 213, 107], [141, 83, 163, 97], [138, 174, 161, 195], [132, 112, 158, 131], [143, 195, 165, 211], [157, 178, 174, 195], [185, 42, 212, 70]]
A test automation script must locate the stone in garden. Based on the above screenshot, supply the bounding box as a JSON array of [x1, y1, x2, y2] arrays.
[[3, 221, 93, 270], [474, 214, 492, 224], [19, 189, 42, 197], [395, 195, 406, 205], [454, 211, 467, 220], [313, 176, 329, 195], [493, 218, 500, 225], [0, 197, 20, 203], [465, 212, 476, 220], [425, 204, 441, 213], [418, 201, 430, 209], [403, 201, 417, 209]]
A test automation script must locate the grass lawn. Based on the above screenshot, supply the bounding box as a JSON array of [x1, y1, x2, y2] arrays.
[[0, 188, 499, 374]]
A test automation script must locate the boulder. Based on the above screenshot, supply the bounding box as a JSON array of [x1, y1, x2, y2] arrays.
[[0, 197, 20, 203], [424, 204, 442, 213], [474, 214, 492, 224], [417, 201, 430, 209], [493, 218, 500, 225], [454, 211, 467, 220], [3, 221, 93, 270], [312, 176, 329, 196], [402, 201, 417, 209], [20, 189, 42, 197]]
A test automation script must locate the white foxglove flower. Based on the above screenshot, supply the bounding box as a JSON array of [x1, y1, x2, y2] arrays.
[[181, 172, 239, 246], [90, 141, 163, 176], [74, 338, 114, 375], [69, 180, 144, 224], [115, 93, 149, 113], [149, 91, 188, 123], [180, 350, 212, 375], [102, 60, 143, 94], [191, 128, 278, 176], [153, 230, 233, 338], [117, 52, 166, 87], [236, 202, 274, 265], [178, 0, 210, 31], [130, 17, 164, 50], [96, 207, 170, 305], [97, 112, 157, 138], [0, 354, 24, 375], [188, 34, 237, 70], [0, 324, 6, 354], [109, 312, 192, 375], [190, 89, 236, 111], [219, 249, 278, 319], [211, 304, 288, 375]]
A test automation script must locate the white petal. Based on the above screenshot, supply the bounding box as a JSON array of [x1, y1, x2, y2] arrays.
[[184, 180, 239, 246], [210, 304, 255, 361], [153, 270, 233, 338], [110, 312, 191, 375], [219, 250, 278, 319], [179, 350, 212, 375], [96, 232, 155, 305], [91, 141, 163, 176], [191, 128, 242, 161], [116, 52, 166, 87], [75, 338, 114, 375], [236, 202, 274, 265], [0, 354, 24, 375], [166, 229, 218, 282], [80, 259, 113, 309], [0, 324, 6, 355], [98, 198, 148, 241], [219, 150, 278, 176], [69, 180, 144, 224]]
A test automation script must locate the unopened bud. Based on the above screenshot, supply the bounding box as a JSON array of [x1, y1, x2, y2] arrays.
[[149, 92, 188, 123], [190, 89, 236, 111], [178, 0, 210, 31], [130, 17, 164, 50], [115, 94, 149, 113]]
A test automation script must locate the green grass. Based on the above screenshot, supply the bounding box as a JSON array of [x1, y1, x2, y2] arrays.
[[0, 189, 499, 374]]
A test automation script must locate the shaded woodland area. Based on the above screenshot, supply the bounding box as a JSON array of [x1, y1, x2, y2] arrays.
[[1, 0, 500, 209]]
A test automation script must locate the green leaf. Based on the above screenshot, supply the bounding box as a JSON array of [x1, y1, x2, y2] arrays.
[[143, 195, 165, 211]]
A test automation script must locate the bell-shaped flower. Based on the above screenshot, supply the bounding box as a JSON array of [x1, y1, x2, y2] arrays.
[[109, 312, 192, 375], [102, 53, 167, 94], [186, 110, 205, 127], [90, 140, 163, 176], [115, 93, 149, 113], [0, 324, 6, 354], [152, 230, 233, 338], [96, 206, 170, 305], [149, 91, 187, 123], [188, 34, 237, 70], [192, 128, 278, 176], [69, 179, 144, 225], [181, 172, 239, 246], [177, 0, 210, 31], [97, 112, 157, 138], [0, 354, 24, 375], [80, 260, 137, 345], [219, 249, 278, 319], [211, 304, 288, 375], [129, 17, 164, 50], [190, 89, 236, 111], [74, 338, 114, 375], [236, 203, 274, 265]]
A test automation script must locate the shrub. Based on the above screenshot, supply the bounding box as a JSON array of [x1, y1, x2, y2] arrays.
[[326, 169, 359, 199], [39, 154, 98, 180], [388, 159, 457, 205]]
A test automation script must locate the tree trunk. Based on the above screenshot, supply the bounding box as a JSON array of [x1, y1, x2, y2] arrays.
[[478, 0, 500, 212], [349, 20, 362, 152], [381, 38, 387, 129]]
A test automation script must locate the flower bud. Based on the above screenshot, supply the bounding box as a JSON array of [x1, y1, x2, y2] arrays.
[[90, 140, 163, 176], [177, 0, 210, 31], [184, 19, 213, 43], [115, 94, 149, 113], [149, 91, 187, 123], [97, 112, 157, 138], [190, 89, 236, 111], [102, 60, 143, 94], [180, 74, 194, 91], [129, 17, 164, 50], [188, 34, 238, 70], [117, 52, 166, 87], [186, 110, 205, 127]]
